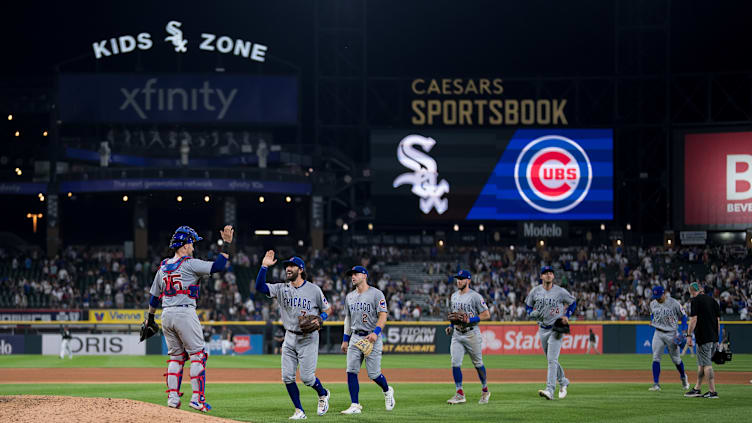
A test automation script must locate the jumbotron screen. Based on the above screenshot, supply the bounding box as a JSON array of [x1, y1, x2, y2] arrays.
[[370, 129, 613, 223]]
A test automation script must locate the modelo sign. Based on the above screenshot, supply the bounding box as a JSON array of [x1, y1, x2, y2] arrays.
[[480, 324, 602, 355], [684, 132, 752, 227], [519, 222, 568, 238], [42, 334, 145, 356]]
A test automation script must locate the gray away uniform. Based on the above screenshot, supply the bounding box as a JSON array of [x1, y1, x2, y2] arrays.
[[525, 284, 576, 394], [267, 281, 330, 386], [650, 296, 685, 365], [150, 256, 212, 355], [344, 287, 388, 379], [450, 289, 489, 368]]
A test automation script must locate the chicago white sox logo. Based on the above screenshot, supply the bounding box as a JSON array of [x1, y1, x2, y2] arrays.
[[392, 134, 450, 214], [165, 21, 188, 53]]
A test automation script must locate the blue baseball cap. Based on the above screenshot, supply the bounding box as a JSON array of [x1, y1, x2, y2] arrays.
[[453, 270, 472, 280], [346, 266, 368, 276], [282, 256, 305, 270], [652, 286, 664, 299], [540, 266, 554, 275]]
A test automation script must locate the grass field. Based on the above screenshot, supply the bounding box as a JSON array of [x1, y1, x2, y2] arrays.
[[1, 354, 750, 422]]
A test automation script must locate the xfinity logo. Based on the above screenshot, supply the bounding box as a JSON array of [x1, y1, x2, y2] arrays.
[[521, 222, 566, 238], [120, 78, 238, 120]]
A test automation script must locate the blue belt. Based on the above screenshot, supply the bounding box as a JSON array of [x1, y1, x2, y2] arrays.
[[354, 330, 370, 336], [540, 324, 553, 330]]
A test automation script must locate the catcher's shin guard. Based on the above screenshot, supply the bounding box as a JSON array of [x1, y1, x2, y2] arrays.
[[165, 352, 189, 406], [190, 349, 209, 405]]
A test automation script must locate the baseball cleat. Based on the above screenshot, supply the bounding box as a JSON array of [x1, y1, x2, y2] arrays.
[[189, 401, 211, 412], [167, 400, 181, 409], [478, 390, 491, 404], [538, 389, 553, 400], [446, 393, 466, 404], [289, 408, 307, 420], [384, 386, 395, 410], [340, 403, 363, 414], [684, 388, 702, 397], [558, 385, 568, 399], [702, 391, 719, 399], [681, 377, 690, 391], [648, 384, 661, 391], [317, 389, 330, 416]]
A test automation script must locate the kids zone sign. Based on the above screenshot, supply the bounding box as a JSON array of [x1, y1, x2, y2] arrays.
[[370, 129, 613, 222], [683, 132, 752, 227]]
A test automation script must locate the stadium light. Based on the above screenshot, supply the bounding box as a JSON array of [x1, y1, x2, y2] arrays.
[[67, 192, 72, 198], [626, 223, 632, 231], [38, 194, 45, 202], [254, 230, 271, 236], [453, 224, 459, 232], [217, 239, 224, 246], [43, 131, 48, 137], [26, 213, 43, 233], [259, 196, 265, 203], [667, 239, 672, 245], [298, 240, 304, 247], [479, 224, 485, 232], [14, 131, 20, 137], [15, 168, 22, 176], [616, 239, 622, 246], [342, 223, 349, 231], [368, 223, 373, 231], [204, 195, 210, 203], [510, 245, 515, 251], [539, 240, 545, 246], [438, 240, 444, 247], [177, 195, 183, 202], [285, 196, 291, 203], [600, 223, 606, 231], [7, 114, 12, 121], [122, 195, 129, 202], [273, 230, 289, 236]]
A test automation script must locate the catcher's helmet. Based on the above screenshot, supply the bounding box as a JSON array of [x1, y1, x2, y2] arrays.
[[170, 226, 203, 249]]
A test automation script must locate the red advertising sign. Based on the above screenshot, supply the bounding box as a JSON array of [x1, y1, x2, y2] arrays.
[[480, 324, 602, 355], [233, 335, 251, 354], [685, 132, 752, 226]]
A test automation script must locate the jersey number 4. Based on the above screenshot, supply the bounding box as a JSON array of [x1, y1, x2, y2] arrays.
[[163, 274, 183, 296]]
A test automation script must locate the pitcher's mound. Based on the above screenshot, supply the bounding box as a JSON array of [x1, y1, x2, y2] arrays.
[[0, 396, 240, 423]]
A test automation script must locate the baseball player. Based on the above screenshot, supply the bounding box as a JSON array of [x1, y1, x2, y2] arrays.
[[59, 325, 73, 359], [648, 286, 690, 391], [145, 225, 234, 412], [340, 266, 395, 415], [255, 251, 332, 420], [445, 270, 491, 405], [525, 266, 576, 400]]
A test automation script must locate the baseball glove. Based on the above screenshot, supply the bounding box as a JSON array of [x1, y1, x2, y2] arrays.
[[447, 311, 468, 325], [298, 315, 323, 334], [552, 318, 570, 334], [139, 315, 159, 342], [353, 337, 374, 357], [673, 333, 687, 350]]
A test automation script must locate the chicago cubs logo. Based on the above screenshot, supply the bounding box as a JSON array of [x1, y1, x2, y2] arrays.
[[514, 135, 592, 213]]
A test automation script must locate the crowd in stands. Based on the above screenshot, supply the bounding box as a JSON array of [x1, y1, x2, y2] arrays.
[[1, 242, 750, 322]]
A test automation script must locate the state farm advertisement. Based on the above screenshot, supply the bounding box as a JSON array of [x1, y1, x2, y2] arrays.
[[480, 324, 602, 355], [684, 132, 752, 226]]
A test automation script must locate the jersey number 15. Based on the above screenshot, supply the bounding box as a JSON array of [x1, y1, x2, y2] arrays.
[[163, 274, 183, 296]]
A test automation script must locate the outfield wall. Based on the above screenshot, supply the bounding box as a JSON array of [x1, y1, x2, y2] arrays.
[[2, 321, 751, 356]]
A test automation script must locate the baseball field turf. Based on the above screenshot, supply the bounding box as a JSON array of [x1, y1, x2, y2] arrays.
[[1, 354, 750, 422]]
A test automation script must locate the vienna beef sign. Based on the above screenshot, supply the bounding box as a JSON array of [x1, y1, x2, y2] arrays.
[[410, 78, 568, 126], [91, 20, 268, 62], [480, 324, 602, 355]]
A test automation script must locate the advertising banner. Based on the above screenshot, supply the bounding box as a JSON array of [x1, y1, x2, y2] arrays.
[[0, 309, 83, 321], [60, 179, 311, 196], [480, 324, 602, 355], [42, 334, 145, 355], [636, 324, 724, 354], [371, 129, 612, 222], [684, 132, 752, 227], [89, 309, 210, 324], [0, 335, 25, 354], [59, 74, 297, 124], [205, 334, 263, 356], [383, 325, 449, 353]]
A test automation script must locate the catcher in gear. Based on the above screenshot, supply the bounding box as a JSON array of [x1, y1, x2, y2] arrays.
[[525, 266, 576, 400], [340, 265, 394, 414], [255, 251, 333, 419], [446, 270, 491, 405], [144, 225, 233, 412]]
